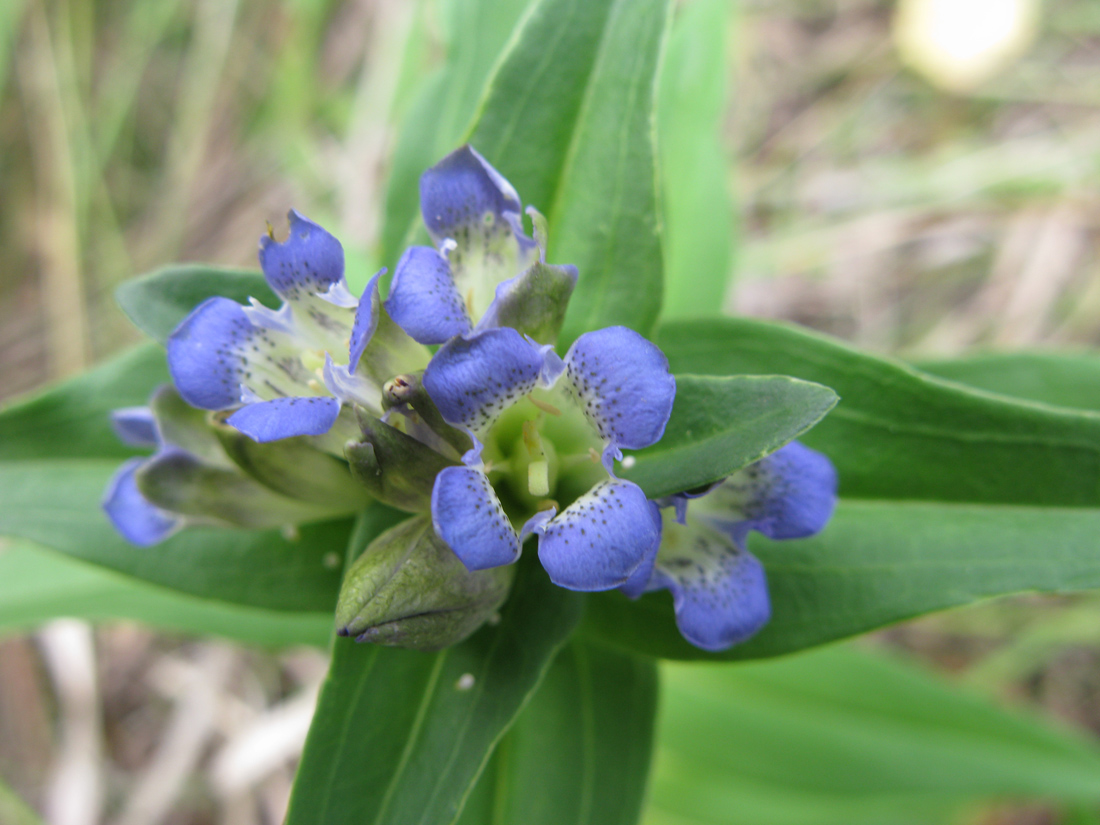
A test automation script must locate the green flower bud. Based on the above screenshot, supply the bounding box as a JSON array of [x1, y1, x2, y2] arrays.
[[213, 423, 370, 510], [335, 515, 514, 651]]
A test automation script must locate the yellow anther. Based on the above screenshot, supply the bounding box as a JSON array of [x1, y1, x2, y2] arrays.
[[466, 288, 476, 318], [265, 220, 277, 240], [588, 447, 601, 463], [527, 395, 561, 416]]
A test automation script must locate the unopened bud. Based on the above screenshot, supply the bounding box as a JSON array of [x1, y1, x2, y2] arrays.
[[335, 515, 514, 650]]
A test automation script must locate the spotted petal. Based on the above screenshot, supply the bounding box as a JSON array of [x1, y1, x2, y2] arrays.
[[385, 246, 472, 344], [422, 327, 545, 437], [431, 466, 520, 571], [102, 458, 183, 546], [420, 146, 537, 318], [259, 210, 345, 301], [535, 479, 661, 591], [110, 407, 159, 448], [700, 441, 837, 541], [561, 327, 676, 470], [259, 211, 355, 353], [651, 519, 771, 651]]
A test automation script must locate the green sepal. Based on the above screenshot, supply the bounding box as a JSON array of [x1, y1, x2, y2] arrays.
[[134, 450, 351, 529], [480, 260, 578, 345], [346, 413, 460, 512], [335, 514, 515, 651], [213, 423, 370, 510]]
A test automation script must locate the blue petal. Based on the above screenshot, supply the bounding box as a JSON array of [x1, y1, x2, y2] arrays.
[[422, 327, 544, 434], [102, 458, 183, 546], [385, 246, 471, 344], [349, 269, 385, 371], [535, 479, 662, 591], [226, 396, 340, 442], [562, 327, 676, 460], [619, 520, 661, 599], [110, 407, 159, 448], [167, 297, 254, 409], [419, 146, 537, 317], [704, 441, 837, 541], [421, 145, 523, 244], [258, 210, 345, 300], [654, 527, 771, 651], [431, 466, 520, 570]]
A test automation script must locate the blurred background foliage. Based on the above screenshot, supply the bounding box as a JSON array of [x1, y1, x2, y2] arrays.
[[3, 0, 1100, 823]]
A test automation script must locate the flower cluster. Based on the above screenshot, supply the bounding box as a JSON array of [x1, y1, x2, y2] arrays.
[[103, 145, 837, 652]]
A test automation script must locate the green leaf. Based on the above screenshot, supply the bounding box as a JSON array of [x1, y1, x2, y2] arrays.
[[459, 641, 657, 825], [0, 344, 168, 461], [584, 318, 1100, 660], [378, 0, 534, 267], [0, 541, 330, 647], [467, 0, 673, 344], [657, 0, 735, 321], [656, 318, 1100, 507], [914, 351, 1100, 413], [115, 264, 274, 344], [645, 645, 1100, 825], [584, 499, 1100, 661], [0, 460, 350, 613], [286, 553, 583, 825], [621, 375, 837, 499]]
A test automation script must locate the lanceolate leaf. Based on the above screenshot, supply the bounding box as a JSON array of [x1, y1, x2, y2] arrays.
[[0, 460, 349, 613], [379, 0, 534, 267], [0, 344, 168, 460], [583, 499, 1100, 661], [914, 351, 1100, 413], [286, 555, 584, 825], [621, 375, 838, 499], [583, 319, 1100, 660], [116, 265, 274, 344], [647, 645, 1100, 825], [657, 0, 735, 321], [0, 541, 331, 647], [467, 0, 673, 344], [656, 318, 1100, 507], [459, 641, 657, 825]]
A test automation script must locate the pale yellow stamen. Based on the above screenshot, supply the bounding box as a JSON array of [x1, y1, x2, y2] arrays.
[[527, 395, 561, 416], [588, 447, 601, 463], [466, 288, 476, 318]]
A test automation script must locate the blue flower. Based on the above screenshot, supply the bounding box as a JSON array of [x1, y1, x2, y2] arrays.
[[102, 386, 361, 546], [422, 325, 673, 591], [622, 441, 838, 651], [166, 211, 428, 446], [385, 145, 576, 345], [377, 147, 676, 592]]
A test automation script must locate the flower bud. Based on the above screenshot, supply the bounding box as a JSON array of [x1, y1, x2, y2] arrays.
[[213, 423, 370, 510], [335, 515, 514, 651]]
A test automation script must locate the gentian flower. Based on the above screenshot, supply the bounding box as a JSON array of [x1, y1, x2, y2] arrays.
[[376, 146, 676, 593], [166, 211, 428, 449], [622, 441, 838, 651], [102, 386, 367, 546]]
